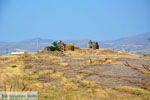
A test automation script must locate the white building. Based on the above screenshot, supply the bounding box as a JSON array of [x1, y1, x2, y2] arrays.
[[11, 51, 25, 55], [11, 49, 27, 55]]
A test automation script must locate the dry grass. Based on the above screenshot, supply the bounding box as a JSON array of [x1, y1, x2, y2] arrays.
[[59, 62, 70, 67], [60, 77, 78, 90], [80, 57, 118, 68], [50, 72, 64, 80], [0, 49, 150, 100], [65, 49, 132, 57], [114, 86, 150, 97], [80, 80, 98, 88]]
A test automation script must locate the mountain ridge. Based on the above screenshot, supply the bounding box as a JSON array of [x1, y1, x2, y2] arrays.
[[0, 32, 150, 55]]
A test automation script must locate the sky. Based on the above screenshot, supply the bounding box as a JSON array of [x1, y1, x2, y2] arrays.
[[0, 0, 150, 42]]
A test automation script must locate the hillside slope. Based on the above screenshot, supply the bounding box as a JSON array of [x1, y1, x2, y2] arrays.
[[101, 32, 150, 53]]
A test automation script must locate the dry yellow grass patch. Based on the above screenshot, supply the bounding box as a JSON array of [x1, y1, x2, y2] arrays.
[[1, 67, 24, 76], [64, 48, 136, 59], [64, 49, 95, 56], [58, 62, 69, 67], [80, 80, 98, 88], [86, 88, 109, 99], [38, 69, 54, 79], [50, 72, 64, 80], [114, 86, 150, 95], [39, 69, 54, 75], [0, 67, 29, 91], [75, 75, 85, 80], [80, 57, 118, 67], [60, 77, 78, 90], [71, 57, 85, 61], [105, 59, 112, 63], [0, 55, 20, 65], [118, 51, 129, 55], [144, 71, 150, 74]]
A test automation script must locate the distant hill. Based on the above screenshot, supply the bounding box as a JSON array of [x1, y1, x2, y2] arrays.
[[0, 32, 150, 55], [101, 32, 150, 54], [0, 38, 53, 55]]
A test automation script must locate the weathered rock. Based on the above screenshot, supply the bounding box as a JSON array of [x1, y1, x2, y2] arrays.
[[88, 40, 99, 49]]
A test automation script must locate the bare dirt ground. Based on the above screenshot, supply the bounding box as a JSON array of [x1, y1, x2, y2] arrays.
[[27, 50, 150, 90]]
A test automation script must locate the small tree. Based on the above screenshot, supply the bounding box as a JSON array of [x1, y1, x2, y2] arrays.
[[47, 41, 60, 51]]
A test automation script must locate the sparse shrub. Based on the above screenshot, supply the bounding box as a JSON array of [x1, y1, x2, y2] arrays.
[[11, 65, 17, 68]]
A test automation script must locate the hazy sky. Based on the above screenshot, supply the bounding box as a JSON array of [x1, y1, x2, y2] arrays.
[[0, 0, 150, 42]]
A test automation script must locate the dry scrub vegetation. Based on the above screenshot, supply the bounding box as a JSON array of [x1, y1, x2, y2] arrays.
[[0, 49, 150, 100]]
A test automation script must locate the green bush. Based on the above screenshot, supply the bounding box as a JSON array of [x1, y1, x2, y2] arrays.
[[47, 42, 60, 51]]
